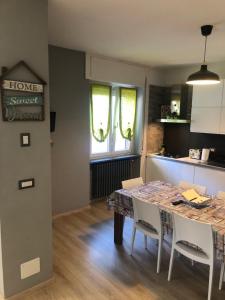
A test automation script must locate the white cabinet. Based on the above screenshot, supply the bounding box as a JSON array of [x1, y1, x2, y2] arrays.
[[219, 107, 225, 134], [191, 107, 221, 134], [192, 83, 224, 107], [191, 80, 225, 134], [146, 156, 225, 196], [146, 157, 194, 185], [221, 82, 225, 106], [194, 166, 225, 195]]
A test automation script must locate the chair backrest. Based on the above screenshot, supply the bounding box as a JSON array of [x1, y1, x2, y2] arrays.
[[179, 181, 207, 195], [132, 197, 162, 234], [122, 177, 144, 189], [172, 213, 214, 259], [217, 191, 225, 200]]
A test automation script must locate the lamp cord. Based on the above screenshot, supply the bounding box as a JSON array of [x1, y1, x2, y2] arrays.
[[203, 36, 207, 64]]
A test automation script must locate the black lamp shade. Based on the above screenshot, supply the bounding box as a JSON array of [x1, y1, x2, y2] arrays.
[[186, 65, 220, 85]]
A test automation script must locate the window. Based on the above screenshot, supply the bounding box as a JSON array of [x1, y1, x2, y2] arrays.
[[90, 84, 137, 157]]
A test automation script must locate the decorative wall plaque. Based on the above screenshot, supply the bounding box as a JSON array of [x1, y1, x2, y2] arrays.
[[0, 61, 46, 121]]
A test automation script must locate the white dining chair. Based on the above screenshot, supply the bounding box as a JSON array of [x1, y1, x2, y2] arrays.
[[122, 177, 144, 189], [131, 197, 163, 273], [168, 213, 214, 300], [179, 180, 207, 195]]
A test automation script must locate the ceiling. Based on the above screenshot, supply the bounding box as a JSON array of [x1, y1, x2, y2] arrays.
[[48, 0, 225, 67]]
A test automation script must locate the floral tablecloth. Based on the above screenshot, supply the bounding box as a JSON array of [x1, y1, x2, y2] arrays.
[[108, 181, 225, 261]]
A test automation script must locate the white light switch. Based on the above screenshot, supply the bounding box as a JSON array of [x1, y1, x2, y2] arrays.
[[18, 178, 35, 190], [23, 135, 29, 145], [20, 257, 40, 279], [21, 180, 33, 188], [20, 133, 30, 147]]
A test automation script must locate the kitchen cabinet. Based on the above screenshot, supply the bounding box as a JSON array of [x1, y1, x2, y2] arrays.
[[192, 82, 224, 107], [146, 157, 194, 185], [146, 156, 225, 196], [219, 107, 225, 134], [194, 166, 225, 195], [191, 80, 225, 134], [191, 107, 221, 134]]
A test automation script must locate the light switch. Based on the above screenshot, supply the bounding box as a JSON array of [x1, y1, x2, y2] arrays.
[[20, 133, 30, 147], [18, 178, 35, 190], [20, 257, 40, 279]]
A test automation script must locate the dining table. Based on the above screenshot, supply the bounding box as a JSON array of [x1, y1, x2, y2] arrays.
[[108, 180, 225, 261]]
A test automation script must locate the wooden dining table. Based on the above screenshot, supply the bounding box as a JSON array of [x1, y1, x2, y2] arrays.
[[108, 181, 225, 261]]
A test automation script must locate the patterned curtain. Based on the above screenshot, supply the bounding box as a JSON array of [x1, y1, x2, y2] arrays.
[[119, 87, 137, 141], [90, 84, 111, 142]]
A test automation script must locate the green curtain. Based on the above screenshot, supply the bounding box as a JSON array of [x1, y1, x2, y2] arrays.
[[90, 84, 111, 142], [119, 87, 137, 141]]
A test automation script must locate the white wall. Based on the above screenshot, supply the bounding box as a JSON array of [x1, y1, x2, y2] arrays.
[[86, 54, 147, 87]]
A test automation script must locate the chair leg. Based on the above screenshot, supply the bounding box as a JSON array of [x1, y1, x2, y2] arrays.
[[144, 235, 147, 249], [219, 262, 225, 290], [168, 247, 175, 281], [157, 237, 162, 274], [208, 264, 214, 300], [130, 225, 136, 255], [191, 260, 194, 266]]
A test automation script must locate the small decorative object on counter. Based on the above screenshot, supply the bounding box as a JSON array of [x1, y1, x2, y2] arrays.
[[189, 149, 201, 160], [159, 144, 166, 156], [161, 105, 170, 118]]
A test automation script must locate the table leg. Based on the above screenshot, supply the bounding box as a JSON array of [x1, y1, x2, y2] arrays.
[[114, 212, 124, 245]]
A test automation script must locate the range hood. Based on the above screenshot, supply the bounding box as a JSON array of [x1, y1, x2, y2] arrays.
[[156, 118, 190, 124]]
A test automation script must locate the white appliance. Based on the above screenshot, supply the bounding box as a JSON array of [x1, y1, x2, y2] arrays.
[[201, 148, 210, 162]]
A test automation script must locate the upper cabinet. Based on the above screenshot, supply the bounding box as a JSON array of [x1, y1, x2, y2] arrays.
[[191, 80, 225, 134], [192, 82, 224, 107]]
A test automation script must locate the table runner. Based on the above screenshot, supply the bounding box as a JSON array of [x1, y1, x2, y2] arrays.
[[108, 181, 225, 260]]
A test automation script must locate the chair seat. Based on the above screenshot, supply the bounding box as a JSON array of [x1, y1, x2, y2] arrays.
[[135, 221, 158, 238], [176, 241, 209, 260]]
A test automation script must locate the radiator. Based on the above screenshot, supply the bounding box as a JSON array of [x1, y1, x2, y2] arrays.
[[90, 155, 141, 200]]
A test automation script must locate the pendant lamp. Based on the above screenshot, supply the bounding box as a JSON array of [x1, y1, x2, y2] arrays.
[[186, 25, 220, 85]]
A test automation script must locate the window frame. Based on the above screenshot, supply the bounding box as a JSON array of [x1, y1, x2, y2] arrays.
[[90, 84, 135, 159]]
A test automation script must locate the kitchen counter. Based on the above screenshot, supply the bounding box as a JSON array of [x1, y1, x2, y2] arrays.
[[147, 153, 225, 172]]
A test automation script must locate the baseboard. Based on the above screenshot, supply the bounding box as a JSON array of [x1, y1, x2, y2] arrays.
[[53, 204, 91, 220], [5, 276, 54, 299]]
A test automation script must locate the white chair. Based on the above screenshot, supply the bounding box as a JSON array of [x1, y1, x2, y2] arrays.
[[131, 197, 163, 273], [217, 191, 225, 200], [179, 180, 207, 195], [122, 177, 144, 189], [168, 213, 214, 300]]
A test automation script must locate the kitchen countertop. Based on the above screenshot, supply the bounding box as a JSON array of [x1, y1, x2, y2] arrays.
[[147, 153, 225, 172]]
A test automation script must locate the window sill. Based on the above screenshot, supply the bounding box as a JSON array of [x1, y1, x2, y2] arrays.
[[90, 154, 141, 165]]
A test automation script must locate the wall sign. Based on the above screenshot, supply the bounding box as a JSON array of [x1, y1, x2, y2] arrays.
[[0, 61, 46, 122], [3, 80, 43, 93]]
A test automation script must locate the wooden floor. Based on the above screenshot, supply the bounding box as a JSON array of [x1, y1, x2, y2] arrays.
[[9, 201, 225, 300]]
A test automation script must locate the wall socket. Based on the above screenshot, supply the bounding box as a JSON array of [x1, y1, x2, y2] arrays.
[[20, 257, 40, 279]]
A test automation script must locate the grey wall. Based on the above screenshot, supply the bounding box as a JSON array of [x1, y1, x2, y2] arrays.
[[49, 46, 90, 214], [0, 0, 52, 297]]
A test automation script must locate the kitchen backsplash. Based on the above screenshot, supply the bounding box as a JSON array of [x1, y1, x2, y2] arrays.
[[163, 123, 225, 157]]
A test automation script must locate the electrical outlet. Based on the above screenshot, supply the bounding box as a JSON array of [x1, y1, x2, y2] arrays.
[[20, 257, 40, 279]]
